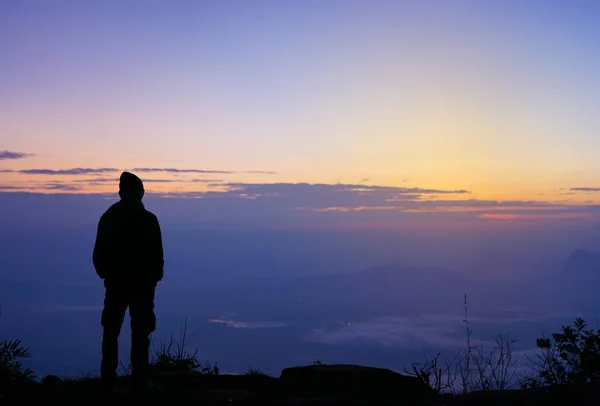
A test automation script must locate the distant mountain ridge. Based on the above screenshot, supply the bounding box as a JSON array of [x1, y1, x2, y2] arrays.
[[559, 249, 600, 303], [562, 249, 600, 279]]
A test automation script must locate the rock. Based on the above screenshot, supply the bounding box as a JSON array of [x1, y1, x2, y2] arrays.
[[153, 371, 280, 393], [40, 375, 64, 396], [280, 364, 436, 401], [41, 375, 63, 388], [204, 389, 256, 404]]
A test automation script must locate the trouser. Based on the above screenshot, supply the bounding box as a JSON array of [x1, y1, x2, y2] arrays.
[[101, 283, 156, 388]]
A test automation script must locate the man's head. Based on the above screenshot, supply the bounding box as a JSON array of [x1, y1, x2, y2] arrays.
[[119, 172, 145, 202]]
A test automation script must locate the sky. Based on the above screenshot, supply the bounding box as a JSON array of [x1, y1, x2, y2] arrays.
[[3, 1, 600, 376], [1, 0, 600, 204]]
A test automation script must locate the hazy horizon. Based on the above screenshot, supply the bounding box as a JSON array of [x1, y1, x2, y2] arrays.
[[1, 190, 599, 376], [2, 0, 600, 378]]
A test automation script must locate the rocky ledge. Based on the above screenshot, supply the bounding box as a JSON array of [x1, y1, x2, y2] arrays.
[[3, 364, 600, 405]]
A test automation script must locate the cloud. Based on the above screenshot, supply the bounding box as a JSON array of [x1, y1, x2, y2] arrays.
[[132, 167, 233, 174], [177, 183, 472, 215], [305, 315, 467, 349], [189, 179, 224, 183], [306, 206, 398, 213], [4, 167, 275, 178], [0, 182, 81, 192], [218, 183, 469, 197], [78, 177, 222, 184], [42, 183, 81, 191], [478, 213, 525, 220], [0, 151, 33, 160], [478, 212, 597, 221], [402, 199, 562, 213], [209, 318, 287, 329], [79, 177, 173, 184], [571, 187, 600, 192], [13, 167, 266, 176], [2, 183, 600, 230], [2, 180, 599, 229], [144, 183, 585, 221], [19, 168, 119, 175], [245, 170, 277, 175], [305, 310, 558, 349]]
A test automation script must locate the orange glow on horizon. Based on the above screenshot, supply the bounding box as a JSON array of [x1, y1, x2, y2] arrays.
[[478, 213, 598, 221]]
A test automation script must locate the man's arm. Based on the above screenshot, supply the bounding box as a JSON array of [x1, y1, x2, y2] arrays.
[[151, 214, 164, 283], [92, 214, 110, 279]]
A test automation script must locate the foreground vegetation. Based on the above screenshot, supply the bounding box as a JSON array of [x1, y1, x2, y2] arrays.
[[3, 300, 600, 405], [406, 295, 600, 395]]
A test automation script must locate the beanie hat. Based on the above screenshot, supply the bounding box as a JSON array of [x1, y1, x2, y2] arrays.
[[119, 172, 145, 201]]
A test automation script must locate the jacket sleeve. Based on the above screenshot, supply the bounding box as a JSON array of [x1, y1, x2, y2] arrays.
[[151, 215, 164, 283], [92, 214, 110, 279]]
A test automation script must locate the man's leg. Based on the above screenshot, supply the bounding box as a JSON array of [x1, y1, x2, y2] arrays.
[[101, 287, 128, 391], [129, 286, 156, 391]]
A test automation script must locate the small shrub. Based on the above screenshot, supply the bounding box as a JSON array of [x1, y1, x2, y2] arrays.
[[149, 318, 219, 375], [467, 334, 517, 392], [405, 295, 518, 394], [0, 339, 35, 385], [405, 351, 460, 394], [245, 367, 267, 376], [526, 317, 600, 387], [406, 335, 517, 394], [0, 307, 35, 392]]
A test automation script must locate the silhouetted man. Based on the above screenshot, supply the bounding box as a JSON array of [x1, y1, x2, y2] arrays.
[[93, 172, 164, 393]]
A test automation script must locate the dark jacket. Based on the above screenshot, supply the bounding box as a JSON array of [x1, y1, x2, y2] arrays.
[[93, 200, 164, 286]]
